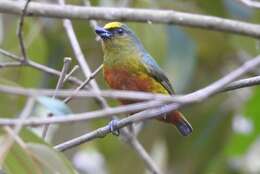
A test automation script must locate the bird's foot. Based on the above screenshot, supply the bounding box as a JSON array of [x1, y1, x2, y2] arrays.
[[108, 119, 120, 136]]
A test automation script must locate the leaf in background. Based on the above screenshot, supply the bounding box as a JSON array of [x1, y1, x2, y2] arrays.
[[163, 26, 196, 92], [27, 143, 78, 174], [4, 143, 41, 174], [35, 96, 72, 116], [3, 128, 78, 174]]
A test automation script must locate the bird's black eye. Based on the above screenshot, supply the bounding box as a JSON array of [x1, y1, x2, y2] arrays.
[[117, 28, 124, 35]]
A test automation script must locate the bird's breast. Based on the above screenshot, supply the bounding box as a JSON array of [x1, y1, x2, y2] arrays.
[[104, 66, 152, 92]]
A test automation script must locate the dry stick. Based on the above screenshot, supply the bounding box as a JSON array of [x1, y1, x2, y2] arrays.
[[16, 0, 31, 63], [0, 98, 34, 166], [237, 0, 260, 8], [42, 57, 71, 138], [59, 1, 160, 173], [0, 62, 23, 68], [63, 64, 103, 103], [63, 65, 79, 82], [1, 1, 260, 39], [53, 55, 260, 151], [0, 48, 83, 85]]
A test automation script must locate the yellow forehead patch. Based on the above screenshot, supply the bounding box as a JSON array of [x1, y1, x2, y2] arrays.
[[104, 22, 123, 29]]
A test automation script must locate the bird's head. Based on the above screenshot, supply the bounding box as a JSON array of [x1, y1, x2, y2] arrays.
[[95, 22, 143, 53]]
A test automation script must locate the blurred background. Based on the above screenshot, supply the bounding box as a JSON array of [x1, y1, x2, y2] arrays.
[[0, 0, 260, 174]]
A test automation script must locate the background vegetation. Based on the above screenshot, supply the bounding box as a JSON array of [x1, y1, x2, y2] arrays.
[[0, 0, 260, 174]]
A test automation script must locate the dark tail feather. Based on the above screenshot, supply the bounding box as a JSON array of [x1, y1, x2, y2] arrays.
[[159, 111, 193, 136]]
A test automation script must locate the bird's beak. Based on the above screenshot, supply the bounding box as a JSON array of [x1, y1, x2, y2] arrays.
[[95, 26, 112, 39]]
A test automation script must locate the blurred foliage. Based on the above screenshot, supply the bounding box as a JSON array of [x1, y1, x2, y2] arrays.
[[0, 0, 260, 174]]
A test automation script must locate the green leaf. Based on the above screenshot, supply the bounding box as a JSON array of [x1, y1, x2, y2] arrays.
[[3, 129, 77, 174], [27, 143, 78, 174], [4, 143, 41, 174]]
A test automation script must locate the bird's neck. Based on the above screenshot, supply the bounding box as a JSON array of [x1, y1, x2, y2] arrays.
[[102, 42, 144, 70]]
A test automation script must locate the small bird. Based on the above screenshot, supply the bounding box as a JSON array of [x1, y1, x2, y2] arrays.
[[95, 22, 192, 136]]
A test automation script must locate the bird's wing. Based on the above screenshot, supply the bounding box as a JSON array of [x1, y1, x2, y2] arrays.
[[142, 54, 175, 95]]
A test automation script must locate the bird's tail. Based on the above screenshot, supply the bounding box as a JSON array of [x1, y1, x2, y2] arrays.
[[159, 111, 193, 136]]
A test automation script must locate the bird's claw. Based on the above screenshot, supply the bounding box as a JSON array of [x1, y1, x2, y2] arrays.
[[109, 119, 120, 136]]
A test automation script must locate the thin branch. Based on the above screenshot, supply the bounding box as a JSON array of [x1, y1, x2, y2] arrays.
[[0, 100, 163, 126], [63, 64, 103, 103], [0, 62, 23, 68], [1, 1, 260, 38], [236, 0, 260, 8], [42, 57, 71, 138], [0, 48, 83, 85], [54, 57, 72, 91], [0, 75, 259, 102], [16, 0, 31, 63], [63, 65, 79, 83]]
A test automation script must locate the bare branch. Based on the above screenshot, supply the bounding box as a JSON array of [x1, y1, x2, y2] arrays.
[[0, 75, 259, 102], [0, 48, 83, 85], [236, 0, 260, 8], [54, 57, 72, 91], [1, 1, 260, 38], [63, 65, 79, 83], [16, 0, 31, 63], [0, 62, 23, 68], [63, 64, 103, 103], [42, 57, 71, 138]]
